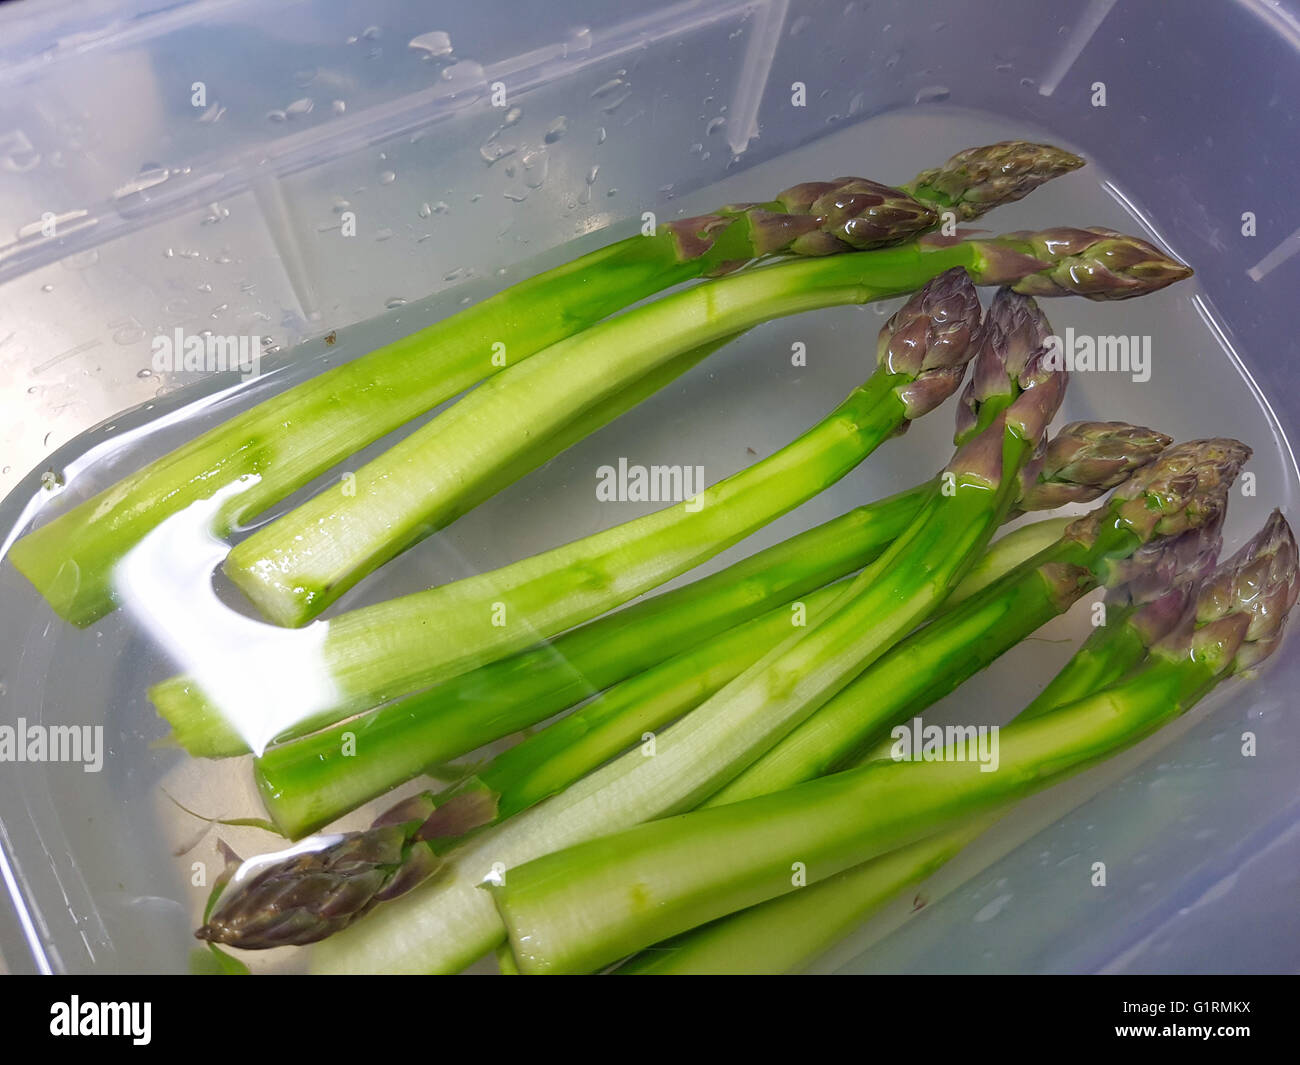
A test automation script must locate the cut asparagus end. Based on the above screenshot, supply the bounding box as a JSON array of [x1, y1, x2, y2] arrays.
[[1004, 226, 1194, 300], [906, 141, 1086, 221], [876, 267, 983, 419], [1017, 421, 1174, 511]]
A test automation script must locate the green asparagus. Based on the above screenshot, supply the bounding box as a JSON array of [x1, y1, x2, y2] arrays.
[[256, 418, 1162, 837], [616, 515, 1225, 973], [21, 142, 1074, 628], [305, 284, 1064, 974], [153, 267, 986, 755], [707, 438, 1245, 804], [491, 513, 1296, 974]]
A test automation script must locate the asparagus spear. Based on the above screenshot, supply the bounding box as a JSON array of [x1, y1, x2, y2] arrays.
[[616, 515, 1225, 974], [152, 268, 986, 755], [299, 286, 1063, 975], [253, 489, 924, 833], [491, 513, 1297, 974], [0, 175, 903, 628], [10, 142, 1082, 629], [223, 219, 1166, 629], [197, 512, 1083, 950], [256, 418, 1162, 836], [195, 415, 1167, 948], [707, 439, 1246, 804], [156, 227, 1188, 756]]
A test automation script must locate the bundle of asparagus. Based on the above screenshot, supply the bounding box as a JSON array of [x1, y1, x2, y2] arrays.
[[8, 133, 1281, 979], [9, 142, 1084, 627]]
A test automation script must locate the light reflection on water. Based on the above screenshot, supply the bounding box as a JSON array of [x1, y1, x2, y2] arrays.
[[114, 475, 338, 756]]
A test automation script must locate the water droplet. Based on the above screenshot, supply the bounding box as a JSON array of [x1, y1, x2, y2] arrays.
[[287, 97, 314, 117], [385, 296, 408, 309], [480, 142, 517, 166], [595, 126, 607, 145], [544, 116, 568, 143], [267, 109, 288, 123], [689, 142, 703, 155], [379, 170, 396, 184], [26, 385, 38, 394], [606, 188, 618, 198], [705, 116, 726, 136], [408, 30, 453, 58], [40, 283, 53, 293], [112, 167, 170, 199], [198, 102, 226, 124], [332, 198, 351, 213], [789, 14, 811, 36], [503, 191, 528, 203], [502, 106, 523, 127], [196, 282, 212, 293], [600, 88, 633, 114], [432, 200, 450, 214], [586, 165, 600, 185], [973, 893, 1013, 923], [294, 68, 317, 87], [995, 62, 1013, 73], [163, 247, 175, 258], [914, 85, 951, 104], [591, 77, 625, 99], [375, 227, 394, 241], [884, 51, 901, 69], [1019, 76, 1036, 88], [522, 149, 548, 189], [332, 99, 347, 115], [418, 202, 433, 218], [362, 25, 380, 40]]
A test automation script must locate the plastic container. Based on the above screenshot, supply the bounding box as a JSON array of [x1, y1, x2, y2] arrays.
[[0, 0, 1296, 974]]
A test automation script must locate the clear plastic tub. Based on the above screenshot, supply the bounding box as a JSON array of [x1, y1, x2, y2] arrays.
[[0, 0, 1296, 974]]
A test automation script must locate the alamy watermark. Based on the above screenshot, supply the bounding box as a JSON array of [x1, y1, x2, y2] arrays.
[[49, 997, 150, 1045], [1043, 328, 1152, 383], [596, 458, 706, 509], [889, 715, 1000, 772], [0, 719, 104, 772], [151, 328, 262, 379]]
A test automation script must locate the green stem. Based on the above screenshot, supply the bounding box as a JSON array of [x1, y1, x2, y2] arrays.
[[705, 520, 1140, 804], [614, 814, 994, 975], [224, 242, 988, 627], [310, 423, 1035, 975], [8, 231, 729, 627], [469, 581, 851, 825], [255, 489, 927, 835], [155, 363, 921, 756], [457, 514, 1067, 830], [491, 656, 1215, 974], [254, 489, 926, 835], [1016, 604, 1148, 721]]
